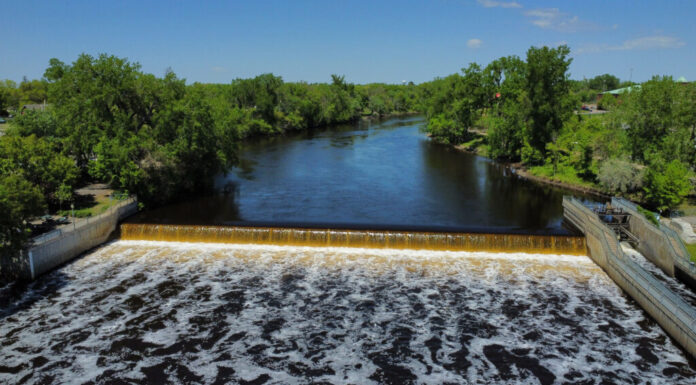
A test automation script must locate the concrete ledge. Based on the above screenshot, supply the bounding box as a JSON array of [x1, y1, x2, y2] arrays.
[[564, 196, 696, 358], [2, 198, 138, 282]]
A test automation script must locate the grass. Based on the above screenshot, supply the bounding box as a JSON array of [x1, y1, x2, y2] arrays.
[[528, 164, 598, 190], [685, 243, 696, 263], [58, 194, 122, 218], [456, 133, 489, 157], [636, 205, 660, 226], [675, 197, 696, 217]]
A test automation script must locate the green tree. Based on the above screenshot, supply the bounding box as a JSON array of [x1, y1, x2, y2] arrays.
[[485, 56, 527, 160], [620, 76, 676, 161], [524, 45, 573, 161], [0, 135, 79, 205], [0, 174, 46, 252], [643, 159, 692, 211], [588, 74, 620, 91]]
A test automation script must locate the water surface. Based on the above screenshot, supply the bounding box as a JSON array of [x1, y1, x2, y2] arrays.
[[133, 116, 595, 234], [2, 241, 694, 384]]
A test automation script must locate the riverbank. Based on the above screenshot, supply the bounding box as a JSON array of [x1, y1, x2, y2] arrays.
[[447, 136, 610, 200], [510, 164, 610, 199]]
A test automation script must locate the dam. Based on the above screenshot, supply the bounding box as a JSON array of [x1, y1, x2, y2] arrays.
[[2, 223, 695, 384], [2, 117, 696, 384]]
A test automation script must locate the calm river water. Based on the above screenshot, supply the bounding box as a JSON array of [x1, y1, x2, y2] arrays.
[[133, 116, 594, 234]]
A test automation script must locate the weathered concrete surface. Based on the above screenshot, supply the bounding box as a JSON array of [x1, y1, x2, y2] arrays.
[[1, 198, 137, 282], [611, 198, 696, 286], [663, 218, 696, 244], [564, 196, 696, 358]]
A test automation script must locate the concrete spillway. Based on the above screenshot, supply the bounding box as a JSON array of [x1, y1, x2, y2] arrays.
[[119, 223, 587, 255]]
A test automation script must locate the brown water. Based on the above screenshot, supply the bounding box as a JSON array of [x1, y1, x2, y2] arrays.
[[120, 223, 587, 255], [1, 242, 695, 384]]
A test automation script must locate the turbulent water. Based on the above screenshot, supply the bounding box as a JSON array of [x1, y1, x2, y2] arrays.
[[621, 243, 696, 309], [1, 241, 695, 384]]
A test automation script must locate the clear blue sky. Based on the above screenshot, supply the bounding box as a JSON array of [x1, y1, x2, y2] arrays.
[[2, 0, 694, 84]]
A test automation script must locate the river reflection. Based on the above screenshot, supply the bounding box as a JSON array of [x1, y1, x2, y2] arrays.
[[132, 116, 596, 234]]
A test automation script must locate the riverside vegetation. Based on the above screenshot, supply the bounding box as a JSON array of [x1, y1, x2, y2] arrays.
[[0, 54, 422, 252], [422, 45, 695, 215], [1, 45, 694, 253]]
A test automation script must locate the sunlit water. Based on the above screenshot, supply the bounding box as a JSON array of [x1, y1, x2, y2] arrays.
[[2, 241, 694, 384], [132, 116, 598, 234]]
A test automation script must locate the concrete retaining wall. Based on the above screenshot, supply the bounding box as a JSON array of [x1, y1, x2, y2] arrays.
[[2, 198, 138, 281], [564, 197, 696, 358], [611, 197, 696, 285]]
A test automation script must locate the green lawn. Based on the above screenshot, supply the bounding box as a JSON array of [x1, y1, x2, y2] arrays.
[[529, 164, 599, 190], [58, 194, 121, 218], [685, 243, 696, 263]]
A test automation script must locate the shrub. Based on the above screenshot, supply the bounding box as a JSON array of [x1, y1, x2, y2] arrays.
[[643, 159, 692, 211], [597, 94, 617, 110], [637, 205, 659, 226], [597, 158, 643, 193]]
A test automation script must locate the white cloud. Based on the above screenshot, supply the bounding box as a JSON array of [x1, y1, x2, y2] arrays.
[[477, 0, 522, 8], [577, 35, 686, 54], [525, 8, 597, 32], [211, 66, 227, 73], [467, 38, 483, 48]]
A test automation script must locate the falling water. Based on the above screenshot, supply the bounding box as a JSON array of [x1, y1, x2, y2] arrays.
[[120, 224, 587, 255]]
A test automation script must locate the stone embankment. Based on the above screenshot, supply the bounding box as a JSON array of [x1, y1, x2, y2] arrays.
[[563, 196, 696, 358]]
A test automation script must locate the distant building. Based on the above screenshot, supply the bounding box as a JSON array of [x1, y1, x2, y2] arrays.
[[597, 76, 691, 102], [21, 103, 50, 114], [597, 85, 641, 101]]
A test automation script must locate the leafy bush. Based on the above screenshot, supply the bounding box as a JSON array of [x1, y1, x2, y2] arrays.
[[597, 94, 617, 110], [643, 159, 692, 211], [637, 205, 659, 226], [427, 114, 465, 144], [598, 158, 643, 193]]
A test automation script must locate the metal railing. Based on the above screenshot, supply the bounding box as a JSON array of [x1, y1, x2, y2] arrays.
[[30, 197, 137, 246], [612, 197, 696, 276]]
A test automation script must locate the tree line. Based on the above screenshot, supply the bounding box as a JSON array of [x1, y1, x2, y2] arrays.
[[0, 54, 425, 252], [422, 45, 695, 213], [2, 47, 694, 253]]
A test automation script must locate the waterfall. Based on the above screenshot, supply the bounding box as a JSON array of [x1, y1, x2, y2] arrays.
[[120, 224, 587, 255]]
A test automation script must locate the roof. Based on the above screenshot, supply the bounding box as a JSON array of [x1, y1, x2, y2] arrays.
[[602, 85, 641, 95]]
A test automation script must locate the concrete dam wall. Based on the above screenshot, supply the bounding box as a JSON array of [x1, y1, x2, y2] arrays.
[[563, 196, 696, 358]]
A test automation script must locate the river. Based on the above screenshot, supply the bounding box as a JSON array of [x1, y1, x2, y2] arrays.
[[132, 116, 593, 234]]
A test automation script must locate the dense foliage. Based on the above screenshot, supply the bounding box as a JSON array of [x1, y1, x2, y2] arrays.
[[0, 78, 49, 116], [421, 45, 695, 212], [1, 46, 694, 254], [0, 53, 424, 253]]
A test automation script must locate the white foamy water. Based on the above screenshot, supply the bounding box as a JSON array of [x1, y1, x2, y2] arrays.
[[1, 240, 694, 384], [621, 243, 696, 308]]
